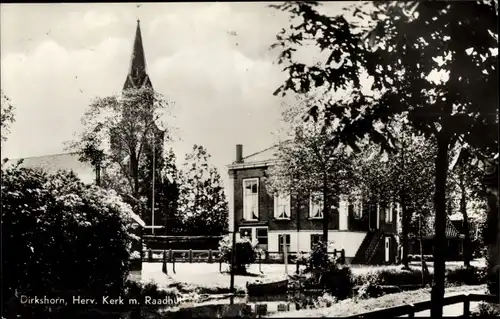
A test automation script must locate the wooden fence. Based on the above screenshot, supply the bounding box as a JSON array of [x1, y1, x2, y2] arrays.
[[141, 249, 345, 264], [344, 293, 499, 318]]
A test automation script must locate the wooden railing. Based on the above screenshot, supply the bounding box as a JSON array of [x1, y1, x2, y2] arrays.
[[352, 230, 376, 264], [364, 230, 383, 264], [344, 293, 499, 318], [142, 249, 221, 263], [141, 249, 346, 264]]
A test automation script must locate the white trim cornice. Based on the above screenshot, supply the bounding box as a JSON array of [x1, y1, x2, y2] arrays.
[[227, 159, 279, 170]]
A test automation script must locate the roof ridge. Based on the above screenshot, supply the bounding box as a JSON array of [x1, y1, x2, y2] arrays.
[[242, 144, 278, 160], [8, 151, 79, 161]]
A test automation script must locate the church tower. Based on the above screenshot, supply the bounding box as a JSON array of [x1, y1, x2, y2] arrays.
[[123, 19, 153, 91], [123, 19, 165, 234]]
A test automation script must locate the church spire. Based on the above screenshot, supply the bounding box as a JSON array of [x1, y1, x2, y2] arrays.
[[123, 19, 152, 91], [130, 19, 146, 75]]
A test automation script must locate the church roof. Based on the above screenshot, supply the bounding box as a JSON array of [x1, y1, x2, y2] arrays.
[[4, 152, 95, 184], [123, 20, 152, 91]]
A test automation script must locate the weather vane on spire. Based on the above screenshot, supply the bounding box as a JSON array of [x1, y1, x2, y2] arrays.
[[136, 3, 142, 23]]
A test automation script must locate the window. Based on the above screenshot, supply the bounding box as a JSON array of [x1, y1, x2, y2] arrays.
[[278, 234, 291, 253], [349, 198, 363, 219], [240, 228, 252, 239], [256, 228, 268, 245], [243, 178, 259, 220], [309, 193, 324, 219], [310, 234, 324, 250], [274, 193, 291, 219]]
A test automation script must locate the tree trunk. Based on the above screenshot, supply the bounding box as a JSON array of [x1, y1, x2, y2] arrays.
[[419, 212, 429, 286], [322, 174, 329, 248], [486, 191, 499, 295], [401, 199, 410, 269], [296, 192, 301, 274], [400, 122, 410, 269], [430, 136, 450, 319], [459, 170, 471, 267], [483, 163, 498, 296], [95, 162, 101, 186], [130, 155, 140, 198]]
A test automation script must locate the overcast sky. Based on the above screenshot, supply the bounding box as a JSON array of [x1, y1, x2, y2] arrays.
[[1, 2, 350, 193]]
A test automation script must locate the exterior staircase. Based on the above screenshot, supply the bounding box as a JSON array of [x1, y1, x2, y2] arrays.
[[352, 229, 384, 265], [352, 230, 375, 264], [365, 230, 384, 264]]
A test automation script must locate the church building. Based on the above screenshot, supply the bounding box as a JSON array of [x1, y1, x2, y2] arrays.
[[6, 20, 163, 232]]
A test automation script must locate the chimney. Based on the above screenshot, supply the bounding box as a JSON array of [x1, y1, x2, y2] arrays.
[[236, 144, 243, 163]]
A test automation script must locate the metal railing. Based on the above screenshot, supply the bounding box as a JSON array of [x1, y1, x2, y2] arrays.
[[344, 293, 499, 318]]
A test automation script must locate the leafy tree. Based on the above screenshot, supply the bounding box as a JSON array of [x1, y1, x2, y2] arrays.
[[1, 90, 15, 152], [177, 145, 228, 236], [354, 124, 436, 269], [266, 98, 356, 248], [449, 148, 489, 266], [136, 135, 165, 230], [67, 87, 172, 220], [271, 1, 497, 316], [482, 161, 499, 296], [158, 148, 181, 235], [1, 165, 140, 316]]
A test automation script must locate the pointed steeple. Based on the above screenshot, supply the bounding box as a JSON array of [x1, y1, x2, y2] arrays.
[[123, 19, 152, 91]]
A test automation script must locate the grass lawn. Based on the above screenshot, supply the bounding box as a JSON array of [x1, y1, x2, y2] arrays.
[[269, 284, 487, 318]]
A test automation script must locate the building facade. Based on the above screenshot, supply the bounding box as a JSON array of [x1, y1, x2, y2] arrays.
[[227, 144, 400, 264]]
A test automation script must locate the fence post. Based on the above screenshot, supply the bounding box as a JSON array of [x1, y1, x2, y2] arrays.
[[162, 250, 167, 274], [408, 304, 415, 318], [173, 255, 176, 274], [189, 249, 193, 263], [259, 251, 262, 273], [284, 244, 288, 275], [169, 249, 172, 262], [256, 304, 268, 317], [341, 249, 346, 264], [209, 249, 213, 263], [148, 248, 153, 262], [463, 294, 470, 318], [334, 249, 337, 260]]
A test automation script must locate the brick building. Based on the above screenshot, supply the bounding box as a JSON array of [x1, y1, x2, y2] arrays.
[[227, 144, 400, 264]]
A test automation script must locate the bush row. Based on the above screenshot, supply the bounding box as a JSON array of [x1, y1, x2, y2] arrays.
[[407, 254, 434, 262], [353, 265, 488, 288]]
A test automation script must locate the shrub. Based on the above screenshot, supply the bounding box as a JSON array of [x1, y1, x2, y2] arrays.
[[321, 264, 355, 300], [445, 266, 487, 286], [356, 273, 384, 299], [408, 254, 434, 262], [471, 302, 500, 317], [353, 265, 489, 289], [1, 167, 140, 316], [294, 242, 355, 300], [485, 252, 500, 296], [124, 280, 180, 304], [354, 268, 427, 286], [313, 293, 338, 308], [218, 234, 257, 274]]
